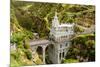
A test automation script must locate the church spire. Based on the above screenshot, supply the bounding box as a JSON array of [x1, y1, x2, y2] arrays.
[[54, 12, 58, 20], [52, 12, 59, 27]]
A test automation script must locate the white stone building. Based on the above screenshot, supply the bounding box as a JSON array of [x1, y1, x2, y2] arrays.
[[48, 12, 74, 63]]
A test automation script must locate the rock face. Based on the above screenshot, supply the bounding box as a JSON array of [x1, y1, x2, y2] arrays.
[[10, 48, 35, 67], [32, 52, 43, 64]]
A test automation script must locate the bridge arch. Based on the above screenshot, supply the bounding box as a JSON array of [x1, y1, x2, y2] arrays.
[[36, 46, 43, 55], [45, 43, 57, 64]]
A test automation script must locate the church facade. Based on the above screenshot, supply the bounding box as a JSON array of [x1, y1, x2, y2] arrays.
[[48, 12, 74, 63]]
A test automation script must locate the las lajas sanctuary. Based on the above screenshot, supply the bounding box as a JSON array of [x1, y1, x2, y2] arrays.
[[11, 12, 94, 64], [30, 12, 74, 64]]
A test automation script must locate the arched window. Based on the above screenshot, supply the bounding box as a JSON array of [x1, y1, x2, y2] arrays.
[[59, 53, 61, 60], [66, 43, 68, 46], [62, 52, 64, 57], [60, 44, 62, 48]]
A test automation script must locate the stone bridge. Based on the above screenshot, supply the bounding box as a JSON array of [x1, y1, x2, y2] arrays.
[[30, 39, 51, 64], [29, 39, 70, 64]]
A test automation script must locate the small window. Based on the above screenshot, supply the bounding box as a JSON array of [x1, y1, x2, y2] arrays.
[[63, 49, 64, 52], [60, 44, 62, 48], [66, 29, 68, 31], [66, 43, 68, 46], [59, 53, 61, 60], [63, 52, 64, 57], [66, 36, 67, 38]]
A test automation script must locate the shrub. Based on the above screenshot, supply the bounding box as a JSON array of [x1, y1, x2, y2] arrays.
[[25, 50, 32, 60], [68, 34, 95, 62], [85, 40, 95, 48], [10, 56, 20, 67], [17, 41, 24, 48], [25, 30, 33, 39], [74, 26, 84, 33], [10, 32, 25, 44], [24, 44, 30, 49], [62, 59, 79, 63], [11, 50, 20, 61]]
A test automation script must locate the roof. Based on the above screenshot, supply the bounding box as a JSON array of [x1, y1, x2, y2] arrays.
[[58, 23, 74, 27]]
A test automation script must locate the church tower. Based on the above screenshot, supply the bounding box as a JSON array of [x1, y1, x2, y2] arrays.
[[49, 12, 74, 64], [50, 12, 60, 41], [52, 12, 59, 27]]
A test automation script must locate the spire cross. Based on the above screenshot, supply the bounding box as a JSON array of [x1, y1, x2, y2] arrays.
[[55, 12, 57, 16]]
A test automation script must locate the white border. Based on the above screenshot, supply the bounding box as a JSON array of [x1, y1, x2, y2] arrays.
[[0, 0, 10, 67], [20, 0, 95, 5]]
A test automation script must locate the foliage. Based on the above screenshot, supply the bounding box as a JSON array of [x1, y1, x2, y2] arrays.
[[62, 59, 79, 63], [24, 44, 30, 49], [11, 1, 95, 38], [23, 30, 34, 39], [11, 50, 20, 61], [74, 26, 84, 33], [66, 34, 95, 62], [10, 48, 33, 66], [25, 50, 32, 60], [10, 32, 25, 44], [10, 56, 20, 67]]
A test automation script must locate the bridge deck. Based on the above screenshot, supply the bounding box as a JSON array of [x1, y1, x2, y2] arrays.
[[30, 39, 50, 46]]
